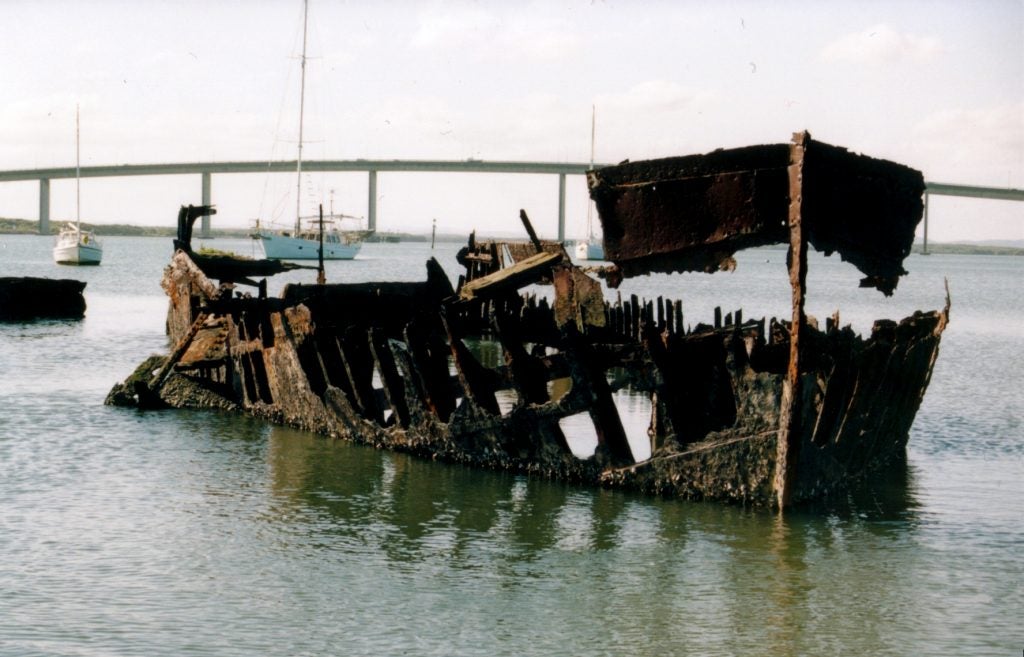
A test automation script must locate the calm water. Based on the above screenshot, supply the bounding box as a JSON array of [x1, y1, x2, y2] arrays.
[[0, 234, 1020, 656]]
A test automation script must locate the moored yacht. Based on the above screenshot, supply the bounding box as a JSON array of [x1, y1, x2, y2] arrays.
[[254, 214, 366, 260], [249, 0, 368, 261], [53, 223, 102, 265], [53, 105, 102, 266]]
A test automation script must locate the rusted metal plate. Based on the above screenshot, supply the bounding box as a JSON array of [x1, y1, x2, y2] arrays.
[[800, 138, 924, 294], [588, 145, 788, 278], [587, 133, 925, 294], [552, 267, 607, 332]]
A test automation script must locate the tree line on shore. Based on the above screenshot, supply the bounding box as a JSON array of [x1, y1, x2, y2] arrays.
[[0, 216, 449, 243], [1, 216, 1021, 254]]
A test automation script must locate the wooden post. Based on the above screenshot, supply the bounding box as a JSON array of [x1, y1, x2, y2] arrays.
[[774, 131, 810, 509], [442, 314, 500, 416], [629, 294, 640, 340], [519, 209, 544, 254], [369, 328, 411, 428]]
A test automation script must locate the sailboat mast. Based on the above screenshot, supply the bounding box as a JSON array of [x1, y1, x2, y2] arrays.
[[295, 0, 309, 234], [76, 104, 81, 231]]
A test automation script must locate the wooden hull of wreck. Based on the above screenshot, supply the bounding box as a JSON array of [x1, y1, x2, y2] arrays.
[[128, 252, 601, 481], [107, 250, 948, 508], [599, 308, 948, 505]]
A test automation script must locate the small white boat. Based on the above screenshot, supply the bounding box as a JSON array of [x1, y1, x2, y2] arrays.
[[575, 240, 604, 261], [53, 223, 102, 265], [53, 105, 102, 266]]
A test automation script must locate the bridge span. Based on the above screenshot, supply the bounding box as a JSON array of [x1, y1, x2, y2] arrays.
[[1, 160, 1021, 248], [0, 159, 595, 240]]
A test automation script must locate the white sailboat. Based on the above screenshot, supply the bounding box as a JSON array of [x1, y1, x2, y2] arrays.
[[575, 105, 604, 262], [252, 0, 365, 261], [53, 105, 102, 265]]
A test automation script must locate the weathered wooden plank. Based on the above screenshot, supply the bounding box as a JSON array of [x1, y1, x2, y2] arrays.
[[457, 251, 562, 301], [369, 328, 411, 428]]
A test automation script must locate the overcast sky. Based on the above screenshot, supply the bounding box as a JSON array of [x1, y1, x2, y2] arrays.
[[1, 0, 1021, 241]]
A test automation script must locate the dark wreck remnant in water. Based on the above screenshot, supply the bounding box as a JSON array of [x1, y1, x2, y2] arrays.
[[108, 132, 949, 509], [0, 277, 86, 321]]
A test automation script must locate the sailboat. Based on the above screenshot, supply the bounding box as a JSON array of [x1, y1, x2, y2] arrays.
[[252, 0, 366, 261], [575, 105, 604, 262], [53, 105, 102, 265]]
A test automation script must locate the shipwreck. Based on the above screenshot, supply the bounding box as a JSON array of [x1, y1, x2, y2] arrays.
[[108, 132, 948, 508]]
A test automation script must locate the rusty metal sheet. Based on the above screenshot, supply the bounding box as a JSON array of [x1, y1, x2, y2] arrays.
[[552, 267, 607, 332], [587, 133, 925, 294]]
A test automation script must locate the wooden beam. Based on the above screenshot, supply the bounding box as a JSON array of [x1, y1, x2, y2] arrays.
[[773, 131, 809, 509], [457, 251, 561, 301]]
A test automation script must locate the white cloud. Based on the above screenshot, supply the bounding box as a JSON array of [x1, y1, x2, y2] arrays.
[[821, 24, 941, 66]]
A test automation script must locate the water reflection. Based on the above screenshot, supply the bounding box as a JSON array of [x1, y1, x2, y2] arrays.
[[254, 421, 942, 652], [265, 423, 922, 550], [266, 426, 647, 559], [802, 457, 921, 522]]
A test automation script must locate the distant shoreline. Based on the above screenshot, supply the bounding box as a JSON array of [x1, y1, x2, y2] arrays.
[[0, 217, 459, 243], [909, 243, 1024, 256], [1, 216, 1021, 255]]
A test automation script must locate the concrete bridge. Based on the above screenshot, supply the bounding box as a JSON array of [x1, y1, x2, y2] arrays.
[[1, 160, 1021, 248], [0, 159, 594, 241]]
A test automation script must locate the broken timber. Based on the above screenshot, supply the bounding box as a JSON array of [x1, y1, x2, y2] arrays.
[[108, 132, 948, 509]]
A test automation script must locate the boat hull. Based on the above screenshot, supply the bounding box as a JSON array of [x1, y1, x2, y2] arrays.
[[575, 240, 604, 261], [253, 232, 360, 260], [53, 242, 102, 265]]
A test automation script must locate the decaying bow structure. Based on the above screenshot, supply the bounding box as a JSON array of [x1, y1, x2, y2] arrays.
[[108, 132, 949, 508]]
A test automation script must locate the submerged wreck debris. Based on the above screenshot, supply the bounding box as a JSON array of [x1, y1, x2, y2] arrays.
[[109, 132, 949, 508], [0, 277, 86, 321]]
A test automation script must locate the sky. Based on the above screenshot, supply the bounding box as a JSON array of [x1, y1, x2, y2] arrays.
[[1, 0, 1022, 242]]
